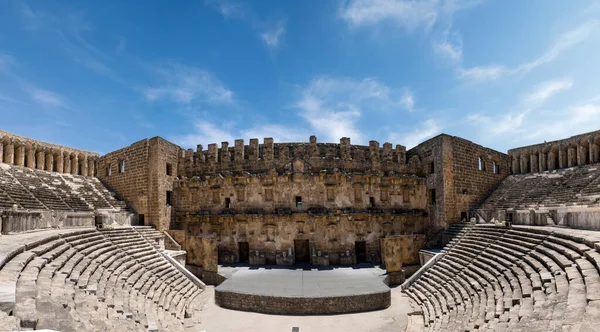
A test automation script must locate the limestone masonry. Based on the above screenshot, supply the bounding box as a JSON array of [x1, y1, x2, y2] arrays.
[[1, 128, 600, 331]]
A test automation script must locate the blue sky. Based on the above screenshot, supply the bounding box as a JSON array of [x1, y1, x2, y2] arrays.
[[1, 0, 599, 155]]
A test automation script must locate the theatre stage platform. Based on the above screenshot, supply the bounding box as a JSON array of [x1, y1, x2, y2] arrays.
[[214, 265, 391, 315]]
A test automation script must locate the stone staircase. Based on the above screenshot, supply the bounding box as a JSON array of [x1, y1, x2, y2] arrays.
[[0, 227, 204, 331], [404, 225, 600, 331]]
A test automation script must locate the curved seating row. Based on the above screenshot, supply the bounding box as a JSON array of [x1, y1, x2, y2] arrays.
[[0, 163, 126, 212], [480, 164, 600, 210], [0, 226, 204, 331], [404, 224, 600, 331]]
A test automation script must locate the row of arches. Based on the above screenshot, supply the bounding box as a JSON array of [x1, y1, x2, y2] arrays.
[[511, 135, 600, 174], [1, 135, 98, 176]]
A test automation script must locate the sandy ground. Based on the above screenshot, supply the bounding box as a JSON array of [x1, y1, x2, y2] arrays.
[[193, 286, 411, 332]]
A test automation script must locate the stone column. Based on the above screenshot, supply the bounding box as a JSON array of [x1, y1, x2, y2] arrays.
[[45, 151, 54, 171], [88, 157, 95, 176], [568, 147, 575, 168], [81, 156, 88, 176], [3, 138, 13, 164], [531, 152, 538, 173], [539, 151, 546, 172], [63, 154, 71, 174], [15, 143, 25, 166], [36, 147, 45, 170], [55, 152, 64, 173], [512, 154, 519, 174], [577, 143, 584, 166], [589, 138, 595, 164], [26, 146, 35, 168], [71, 155, 78, 174], [559, 144, 566, 169], [547, 152, 554, 171], [0, 141, 3, 163]]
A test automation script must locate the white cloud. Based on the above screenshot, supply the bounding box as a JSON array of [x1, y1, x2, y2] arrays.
[[460, 21, 598, 83], [458, 65, 506, 82], [340, 0, 439, 31], [293, 77, 415, 143], [143, 63, 234, 105], [516, 20, 598, 74], [173, 121, 236, 149], [27, 87, 67, 108], [524, 79, 573, 105], [434, 39, 462, 62], [397, 119, 441, 148], [240, 124, 308, 143], [206, 0, 245, 19], [400, 89, 415, 111], [261, 22, 286, 49]]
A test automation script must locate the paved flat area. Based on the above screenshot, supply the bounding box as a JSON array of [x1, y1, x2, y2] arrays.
[[195, 286, 411, 332], [216, 265, 389, 298]]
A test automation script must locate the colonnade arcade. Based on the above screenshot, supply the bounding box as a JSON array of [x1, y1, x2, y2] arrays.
[[511, 134, 600, 174], [0, 135, 98, 176]]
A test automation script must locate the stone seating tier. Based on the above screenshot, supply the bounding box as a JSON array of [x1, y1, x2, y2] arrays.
[[404, 224, 600, 331], [0, 226, 204, 331], [0, 163, 127, 212], [480, 164, 600, 210]]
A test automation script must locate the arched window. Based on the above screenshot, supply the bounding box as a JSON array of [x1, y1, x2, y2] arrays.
[[493, 161, 499, 174], [478, 156, 484, 171]]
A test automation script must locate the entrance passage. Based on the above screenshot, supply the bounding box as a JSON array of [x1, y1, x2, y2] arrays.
[[238, 242, 249, 263], [355, 241, 367, 263], [294, 240, 310, 263]]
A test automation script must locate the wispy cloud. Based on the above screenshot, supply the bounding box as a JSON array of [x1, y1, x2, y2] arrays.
[[524, 79, 573, 105], [26, 87, 67, 108], [396, 119, 441, 148], [261, 21, 286, 50], [433, 30, 463, 62], [466, 78, 574, 140], [340, 0, 439, 31], [0, 54, 15, 71], [205, 0, 245, 19], [460, 21, 598, 83], [142, 63, 234, 105], [293, 77, 416, 143], [400, 89, 415, 111]]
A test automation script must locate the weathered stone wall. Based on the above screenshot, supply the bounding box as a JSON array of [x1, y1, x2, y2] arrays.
[[214, 289, 391, 315], [382, 235, 425, 273], [181, 136, 408, 175], [407, 134, 509, 231], [508, 129, 600, 174], [98, 137, 181, 231], [0, 211, 94, 234], [98, 139, 150, 217]]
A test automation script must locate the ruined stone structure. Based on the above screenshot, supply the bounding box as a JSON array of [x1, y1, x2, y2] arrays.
[[2, 127, 600, 330]]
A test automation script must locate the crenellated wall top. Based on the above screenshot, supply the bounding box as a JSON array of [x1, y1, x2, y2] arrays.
[[180, 136, 408, 176]]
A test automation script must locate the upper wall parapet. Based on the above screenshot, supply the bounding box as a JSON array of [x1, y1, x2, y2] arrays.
[[0, 130, 99, 176], [180, 136, 407, 176], [508, 129, 600, 174]]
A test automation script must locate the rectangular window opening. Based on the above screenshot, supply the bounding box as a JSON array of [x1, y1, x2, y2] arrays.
[[166, 163, 173, 176], [369, 196, 375, 208], [166, 191, 172, 206], [428, 161, 435, 174], [295, 196, 302, 208], [225, 197, 231, 208], [429, 189, 436, 205], [118, 159, 125, 173], [107, 164, 112, 176]]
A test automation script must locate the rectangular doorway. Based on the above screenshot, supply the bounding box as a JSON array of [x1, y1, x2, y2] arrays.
[[294, 240, 310, 263], [238, 242, 249, 263], [138, 214, 145, 226], [355, 241, 367, 263]]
